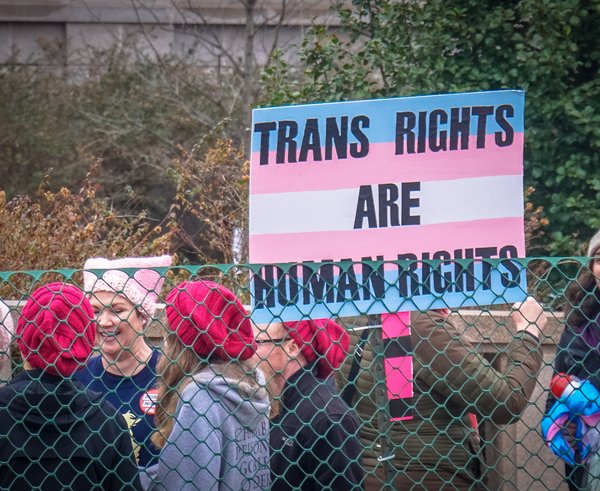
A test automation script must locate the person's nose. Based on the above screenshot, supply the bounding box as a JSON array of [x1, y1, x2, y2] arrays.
[[96, 309, 115, 327]]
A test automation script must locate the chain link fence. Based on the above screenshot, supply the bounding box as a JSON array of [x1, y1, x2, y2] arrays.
[[0, 257, 596, 490]]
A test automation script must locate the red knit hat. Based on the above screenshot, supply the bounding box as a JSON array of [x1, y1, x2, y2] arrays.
[[282, 319, 350, 378], [17, 283, 96, 376], [166, 281, 256, 361]]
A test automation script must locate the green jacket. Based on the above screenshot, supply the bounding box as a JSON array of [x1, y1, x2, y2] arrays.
[[340, 310, 543, 490]]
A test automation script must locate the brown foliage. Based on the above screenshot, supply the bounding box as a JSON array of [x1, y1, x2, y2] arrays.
[[0, 166, 172, 297], [168, 139, 249, 264], [524, 186, 550, 254], [0, 138, 251, 300]]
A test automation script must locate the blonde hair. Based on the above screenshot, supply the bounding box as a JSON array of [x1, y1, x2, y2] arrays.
[[0, 301, 13, 372]]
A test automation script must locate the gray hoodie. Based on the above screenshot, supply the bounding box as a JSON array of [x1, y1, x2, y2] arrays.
[[148, 363, 271, 491]]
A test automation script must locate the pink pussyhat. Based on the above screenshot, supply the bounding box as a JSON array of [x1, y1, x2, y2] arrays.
[[282, 319, 350, 379], [83, 255, 172, 318]]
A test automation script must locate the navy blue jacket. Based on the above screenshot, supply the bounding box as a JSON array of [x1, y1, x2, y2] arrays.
[[75, 352, 160, 467], [270, 364, 364, 490]]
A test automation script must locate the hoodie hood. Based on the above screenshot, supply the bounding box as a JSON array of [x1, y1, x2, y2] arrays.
[[157, 362, 272, 491], [189, 362, 270, 425], [0, 369, 104, 430]]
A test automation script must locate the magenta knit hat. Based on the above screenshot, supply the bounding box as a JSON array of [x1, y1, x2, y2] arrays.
[[17, 283, 96, 376], [282, 319, 350, 378], [83, 255, 172, 318], [166, 281, 256, 361]]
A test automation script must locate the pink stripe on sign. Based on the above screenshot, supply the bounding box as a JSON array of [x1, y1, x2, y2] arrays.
[[381, 312, 410, 339], [383, 312, 413, 421], [384, 356, 413, 400], [249, 216, 525, 263], [250, 133, 523, 195]]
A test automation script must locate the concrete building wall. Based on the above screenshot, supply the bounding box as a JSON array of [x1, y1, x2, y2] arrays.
[[0, 0, 342, 69]]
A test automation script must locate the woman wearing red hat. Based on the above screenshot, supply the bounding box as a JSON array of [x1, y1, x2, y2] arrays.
[[0, 283, 142, 490], [253, 318, 363, 490], [148, 280, 271, 490]]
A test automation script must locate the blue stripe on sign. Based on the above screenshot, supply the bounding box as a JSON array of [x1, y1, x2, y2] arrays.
[[251, 90, 524, 151], [249, 260, 527, 323]]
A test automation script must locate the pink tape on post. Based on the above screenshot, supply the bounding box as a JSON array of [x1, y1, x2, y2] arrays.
[[381, 311, 413, 421]]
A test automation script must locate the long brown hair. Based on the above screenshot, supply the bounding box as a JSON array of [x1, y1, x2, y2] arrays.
[[152, 334, 263, 448], [564, 256, 600, 337], [152, 334, 206, 448]]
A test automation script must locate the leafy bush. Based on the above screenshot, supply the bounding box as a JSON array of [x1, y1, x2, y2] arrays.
[[0, 44, 256, 266], [0, 167, 171, 295], [168, 139, 249, 264], [261, 0, 600, 254], [0, 47, 248, 220]]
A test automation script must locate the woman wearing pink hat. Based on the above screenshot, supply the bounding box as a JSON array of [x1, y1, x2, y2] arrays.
[[0, 283, 141, 489], [76, 255, 172, 469], [148, 280, 271, 490]]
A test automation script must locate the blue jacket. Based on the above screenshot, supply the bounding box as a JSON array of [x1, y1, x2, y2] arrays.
[[270, 363, 364, 490]]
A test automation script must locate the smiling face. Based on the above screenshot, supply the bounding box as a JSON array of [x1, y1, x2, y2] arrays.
[[88, 290, 147, 360]]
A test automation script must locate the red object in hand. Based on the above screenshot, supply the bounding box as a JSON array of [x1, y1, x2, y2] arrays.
[[551, 373, 580, 399]]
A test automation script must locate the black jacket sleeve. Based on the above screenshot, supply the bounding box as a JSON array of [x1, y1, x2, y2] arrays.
[[311, 411, 364, 489], [105, 413, 144, 491]]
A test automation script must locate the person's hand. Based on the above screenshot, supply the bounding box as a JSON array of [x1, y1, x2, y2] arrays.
[[511, 297, 547, 338]]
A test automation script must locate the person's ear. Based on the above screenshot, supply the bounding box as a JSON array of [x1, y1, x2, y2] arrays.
[[285, 338, 301, 358]]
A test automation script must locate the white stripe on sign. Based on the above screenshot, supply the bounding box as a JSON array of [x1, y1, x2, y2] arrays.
[[249, 174, 523, 235]]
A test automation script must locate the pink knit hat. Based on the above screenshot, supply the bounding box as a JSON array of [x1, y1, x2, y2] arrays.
[[282, 319, 350, 378], [17, 283, 96, 376], [0, 300, 14, 356], [84, 255, 172, 318], [166, 281, 256, 361]]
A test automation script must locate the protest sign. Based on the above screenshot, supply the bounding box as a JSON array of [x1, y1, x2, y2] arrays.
[[249, 90, 526, 323]]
